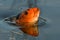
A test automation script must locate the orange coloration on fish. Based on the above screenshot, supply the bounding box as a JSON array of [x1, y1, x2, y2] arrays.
[[16, 7, 40, 37]]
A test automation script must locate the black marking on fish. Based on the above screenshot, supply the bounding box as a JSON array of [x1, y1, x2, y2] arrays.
[[16, 13, 21, 19]]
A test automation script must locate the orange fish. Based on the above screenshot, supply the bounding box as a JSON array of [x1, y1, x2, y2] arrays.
[[16, 7, 40, 36], [4, 7, 40, 37]]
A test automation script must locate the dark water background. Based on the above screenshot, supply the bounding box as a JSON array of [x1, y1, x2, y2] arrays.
[[0, 0, 60, 40]]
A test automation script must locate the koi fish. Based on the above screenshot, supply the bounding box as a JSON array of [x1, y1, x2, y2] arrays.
[[4, 7, 40, 37], [16, 7, 40, 36]]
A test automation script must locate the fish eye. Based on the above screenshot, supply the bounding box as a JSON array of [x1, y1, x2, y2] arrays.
[[24, 11, 28, 15]]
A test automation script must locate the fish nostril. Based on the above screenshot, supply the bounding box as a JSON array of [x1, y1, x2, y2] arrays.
[[24, 11, 28, 15]]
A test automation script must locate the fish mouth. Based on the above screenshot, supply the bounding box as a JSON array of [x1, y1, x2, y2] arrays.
[[34, 8, 40, 12]]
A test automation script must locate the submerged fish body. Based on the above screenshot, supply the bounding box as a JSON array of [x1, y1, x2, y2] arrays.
[[4, 7, 40, 37]]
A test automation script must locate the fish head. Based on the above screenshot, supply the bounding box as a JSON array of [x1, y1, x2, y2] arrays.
[[16, 7, 40, 23]]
